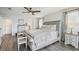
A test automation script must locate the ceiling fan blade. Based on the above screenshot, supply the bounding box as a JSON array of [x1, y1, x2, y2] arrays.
[[24, 7, 30, 12], [22, 12, 29, 13], [33, 11, 40, 12]]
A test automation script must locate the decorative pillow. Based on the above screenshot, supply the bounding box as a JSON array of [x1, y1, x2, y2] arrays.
[[45, 25, 56, 31]]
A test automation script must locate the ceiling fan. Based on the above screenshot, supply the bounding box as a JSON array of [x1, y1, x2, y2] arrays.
[[23, 7, 40, 15]]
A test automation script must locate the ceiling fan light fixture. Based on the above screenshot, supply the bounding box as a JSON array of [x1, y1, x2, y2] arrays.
[[29, 12, 32, 15]]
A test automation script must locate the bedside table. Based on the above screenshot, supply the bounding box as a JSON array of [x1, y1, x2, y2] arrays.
[[17, 32, 27, 51], [65, 33, 79, 49]]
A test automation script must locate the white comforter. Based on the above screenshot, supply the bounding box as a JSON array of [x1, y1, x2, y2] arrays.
[[28, 28, 58, 51]]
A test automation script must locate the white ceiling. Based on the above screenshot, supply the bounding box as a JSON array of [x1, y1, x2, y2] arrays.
[[0, 7, 67, 18], [32, 7, 67, 17]]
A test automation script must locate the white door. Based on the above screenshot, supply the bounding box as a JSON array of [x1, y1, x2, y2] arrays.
[[4, 19, 12, 34]]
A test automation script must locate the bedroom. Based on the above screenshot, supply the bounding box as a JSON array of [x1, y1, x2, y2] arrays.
[[0, 7, 79, 51]]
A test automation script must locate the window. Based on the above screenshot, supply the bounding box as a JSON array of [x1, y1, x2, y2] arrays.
[[66, 10, 79, 34]]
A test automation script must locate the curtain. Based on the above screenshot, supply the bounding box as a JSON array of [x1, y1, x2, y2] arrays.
[[66, 10, 79, 34]]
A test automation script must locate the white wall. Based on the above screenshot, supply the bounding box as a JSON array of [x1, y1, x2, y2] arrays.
[[0, 7, 38, 36], [0, 16, 3, 32], [11, 16, 38, 35], [44, 12, 63, 22]]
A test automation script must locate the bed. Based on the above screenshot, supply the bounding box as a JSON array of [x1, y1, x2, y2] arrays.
[[26, 25, 59, 51]]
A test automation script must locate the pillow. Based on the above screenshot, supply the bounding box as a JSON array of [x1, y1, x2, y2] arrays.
[[45, 25, 56, 31], [51, 25, 56, 31]]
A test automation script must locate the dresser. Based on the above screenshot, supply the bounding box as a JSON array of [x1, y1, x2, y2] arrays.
[[65, 33, 79, 48]]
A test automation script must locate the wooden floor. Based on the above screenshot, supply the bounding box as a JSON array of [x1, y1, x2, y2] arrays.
[[38, 42, 79, 51], [0, 34, 79, 51], [0, 34, 17, 51]]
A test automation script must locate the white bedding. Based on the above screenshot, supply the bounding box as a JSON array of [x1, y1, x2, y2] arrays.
[[28, 25, 56, 36], [27, 25, 59, 51]]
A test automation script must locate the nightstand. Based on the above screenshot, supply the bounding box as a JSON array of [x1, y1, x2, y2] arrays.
[[17, 32, 27, 51], [65, 33, 79, 49]]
